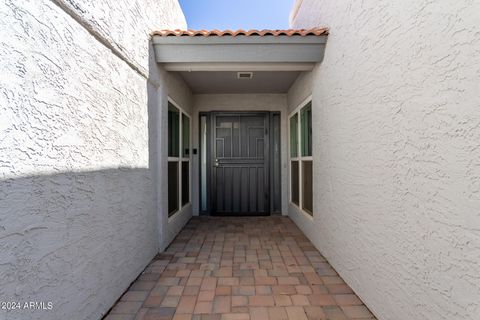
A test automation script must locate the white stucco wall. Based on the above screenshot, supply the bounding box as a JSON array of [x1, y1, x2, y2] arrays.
[[192, 94, 289, 216], [0, 0, 186, 319], [289, 1, 480, 320]]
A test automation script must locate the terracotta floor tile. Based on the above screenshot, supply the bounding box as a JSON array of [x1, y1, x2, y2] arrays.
[[273, 295, 293, 306], [158, 277, 181, 286], [323, 306, 348, 320], [327, 284, 354, 294], [190, 270, 206, 278], [183, 286, 200, 296], [311, 285, 328, 294], [291, 295, 310, 306], [201, 277, 218, 291], [177, 270, 191, 278], [214, 268, 233, 277], [232, 286, 255, 296], [218, 277, 239, 286], [167, 286, 184, 296], [194, 301, 213, 314], [134, 308, 149, 320], [198, 290, 215, 302], [295, 285, 313, 295], [333, 294, 363, 306], [213, 296, 231, 313], [160, 296, 179, 308], [216, 286, 232, 296], [268, 307, 288, 320], [304, 273, 323, 285], [172, 313, 192, 320], [249, 307, 268, 320], [106, 217, 376, 320], [320, 276, 345, 285], [308, 294, 336, 306], [177, 296, 196, 314], [145, 307, 176, 320], [220, 313, 250, 320], [231, 306, 249, 313], [239, 277, 255, 285], [253, 269, 268, 277], [187, 277, 203, 286], [285, 306, 308, 320], [254, 276, 276, 285], [277, 276, 300, 285], [304, 306, 326, 320], [254, 286, 272, 295], [143, 294, 164, 308], [272, 285, 296, 295], [248, 295, 275, 307], [200, 314, 222, 320], [232, 296, 248, 307]]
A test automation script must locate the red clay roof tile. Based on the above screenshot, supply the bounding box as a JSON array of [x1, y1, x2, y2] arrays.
[[152, 28, 328, 37]]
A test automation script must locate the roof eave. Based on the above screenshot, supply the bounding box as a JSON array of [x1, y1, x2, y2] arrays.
[[152, 35, 328, 68]]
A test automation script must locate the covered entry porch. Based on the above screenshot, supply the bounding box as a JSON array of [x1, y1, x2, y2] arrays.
[[102, 28, 379, 319], [156, 28, 327, 223]]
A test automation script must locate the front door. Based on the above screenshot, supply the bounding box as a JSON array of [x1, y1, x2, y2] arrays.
[[211, 112, 269, 215]]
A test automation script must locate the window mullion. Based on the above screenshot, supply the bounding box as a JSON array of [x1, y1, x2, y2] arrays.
[[179, 113, 183, 209], [297, 111, 302, 208]]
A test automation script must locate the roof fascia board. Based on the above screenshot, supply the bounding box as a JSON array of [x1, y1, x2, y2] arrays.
[[154, 43, 326, 63], [152, 35, 327, 45], [162, 62, 316, 72]]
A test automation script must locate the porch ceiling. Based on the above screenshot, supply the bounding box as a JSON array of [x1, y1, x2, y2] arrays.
[[152, 28, 328, 72], [178, 71, 301, 94]]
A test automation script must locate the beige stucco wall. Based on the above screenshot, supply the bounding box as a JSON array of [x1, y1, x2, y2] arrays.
[[289, 1, 480, 320], [0, 0, 188, 319]]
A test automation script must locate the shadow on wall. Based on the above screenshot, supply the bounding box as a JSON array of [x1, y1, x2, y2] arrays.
[[0, 168, 157, 319], [0, 41, 164, 320]]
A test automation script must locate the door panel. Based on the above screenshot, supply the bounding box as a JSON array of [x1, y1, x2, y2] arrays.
[[212, 113, 269, 215]]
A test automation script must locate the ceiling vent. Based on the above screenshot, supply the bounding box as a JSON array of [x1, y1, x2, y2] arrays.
[[237, 72, 253, 79]]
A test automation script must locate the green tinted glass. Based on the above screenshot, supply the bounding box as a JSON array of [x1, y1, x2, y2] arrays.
[[168, 161, 179, 216], [302, 160, 313, 214], [182, 114, 190, 157], [168, 103, 180, 157], [290, 113, 298, 157], [291, 161, 299, 205], [301, 102, 312, 157]]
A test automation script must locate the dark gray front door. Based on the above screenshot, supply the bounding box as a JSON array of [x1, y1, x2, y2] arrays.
[[211, 112, 269, 216]]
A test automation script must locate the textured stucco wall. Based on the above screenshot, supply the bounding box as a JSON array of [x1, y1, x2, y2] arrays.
[[0, 0, 186, 319], [289, 1, 480, 320], [192, 94, 289, 216], [287, 71, 312, 113]]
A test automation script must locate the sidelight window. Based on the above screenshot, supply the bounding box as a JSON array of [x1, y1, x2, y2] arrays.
[[168, 100, 191, 217], [289, 100, 313, 216]]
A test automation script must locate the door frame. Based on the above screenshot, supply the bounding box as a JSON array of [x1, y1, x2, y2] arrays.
[[199, 111, 280, 216]]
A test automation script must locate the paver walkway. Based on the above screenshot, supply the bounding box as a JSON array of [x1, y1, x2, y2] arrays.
[[105, 216, 376, 320]]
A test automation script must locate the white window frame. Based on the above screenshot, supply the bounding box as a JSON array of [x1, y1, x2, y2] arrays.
[[288, 96, 313, 219], [167, 97, 191, 220]]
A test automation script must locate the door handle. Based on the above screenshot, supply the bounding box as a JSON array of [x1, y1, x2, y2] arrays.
[[214, 159, 219, 167]]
